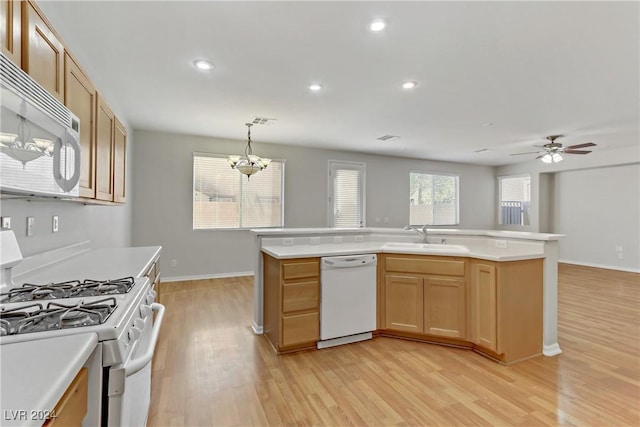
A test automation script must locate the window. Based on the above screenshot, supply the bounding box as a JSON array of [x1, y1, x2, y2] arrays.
[[193, 154, 284, 229], [409, 172, 459, 225], [498, 175, 530, 226], [328, 161, 365, 228]]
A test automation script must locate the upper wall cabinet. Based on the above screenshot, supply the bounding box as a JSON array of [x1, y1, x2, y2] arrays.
[[64, 52, 97, 199], [96, 94, 115, 202], [22, 0, 65, 102], [113, 118, 126, 203], [1, 0, 21, 65]]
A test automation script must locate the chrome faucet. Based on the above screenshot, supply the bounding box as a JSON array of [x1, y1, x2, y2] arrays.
[[404, 225, 428, 243]]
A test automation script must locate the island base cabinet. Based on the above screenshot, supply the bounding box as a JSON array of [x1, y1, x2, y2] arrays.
[[471, 259, 544, 364], [263, 254, 320, 353], [424, 277, 466, 339], [385, 274, 424, 333], [281, 312, 319, 348]]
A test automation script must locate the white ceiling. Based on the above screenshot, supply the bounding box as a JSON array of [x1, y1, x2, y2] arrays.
[[40, 1, 639, 166]]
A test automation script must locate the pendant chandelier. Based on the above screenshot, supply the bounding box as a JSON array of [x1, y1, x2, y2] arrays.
[[228, 123, 270, 179]]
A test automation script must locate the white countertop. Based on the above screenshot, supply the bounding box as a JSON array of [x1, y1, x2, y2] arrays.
[[262, 241, 545, 261], [13, 246, 162, 285], [0, 333, 98, 427], [252, 227, 564, 241]]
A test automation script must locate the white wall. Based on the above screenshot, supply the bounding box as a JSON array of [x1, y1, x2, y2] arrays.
[[554, 164, 639, 272], [131, 130, 495, 279], [496, 146, 640, 272]]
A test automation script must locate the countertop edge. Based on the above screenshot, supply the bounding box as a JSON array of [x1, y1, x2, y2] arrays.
[[0, 333, 98, 427], [261, 246, 545, 261]]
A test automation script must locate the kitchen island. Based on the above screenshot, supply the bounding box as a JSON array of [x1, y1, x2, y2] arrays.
[[251, 228, 563, 363]]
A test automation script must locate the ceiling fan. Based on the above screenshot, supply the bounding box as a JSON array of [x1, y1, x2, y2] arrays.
[[510, 135, 597, 163]]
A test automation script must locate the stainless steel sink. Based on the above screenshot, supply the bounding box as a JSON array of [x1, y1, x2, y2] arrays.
[[382, 242, 470, 254]]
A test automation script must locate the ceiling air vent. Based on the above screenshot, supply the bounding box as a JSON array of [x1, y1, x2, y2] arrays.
[[251, 117, 277, 125], [377, 135, 400, 141]]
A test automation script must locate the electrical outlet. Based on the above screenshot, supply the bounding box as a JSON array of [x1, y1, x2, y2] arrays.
[[26, 217, 34, 237], [52, 216, 59, 233], [310, 237, 321, 245], [333, 236, 343, 243], [354, 235, 364, 242], [282, 238, 294, 246], [170, 259, 177, 267], [495, 240, 507, 249], [1, 216, 10, 229]]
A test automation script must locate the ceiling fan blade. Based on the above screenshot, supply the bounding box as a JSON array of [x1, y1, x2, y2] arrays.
[[564, 149, 592, 154], [566, 142, 596, 149], [510, 151, 541, 156]]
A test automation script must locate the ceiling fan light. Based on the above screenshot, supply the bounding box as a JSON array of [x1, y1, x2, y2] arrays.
[[541, 154, 553, 164], [552, 153, 563, 163]]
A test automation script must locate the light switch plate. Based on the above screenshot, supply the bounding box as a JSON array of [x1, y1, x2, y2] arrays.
[[1, 217, 10, 229], [26, 217, 34, 236], [52, 216, 59, 233]]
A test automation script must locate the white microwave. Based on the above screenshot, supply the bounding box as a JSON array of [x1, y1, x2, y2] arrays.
[[0, 52, 81, 198]]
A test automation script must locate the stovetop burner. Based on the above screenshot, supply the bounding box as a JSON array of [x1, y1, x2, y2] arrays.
[[0, 298, 117, 336], [0, 277, 135, 303]]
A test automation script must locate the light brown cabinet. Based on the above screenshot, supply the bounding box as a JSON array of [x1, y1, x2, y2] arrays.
[[1, 0, 21, 65], [424, 276, 466, 338], [385, 274, 424, 333], [95, 94, 115, 202], [64, 53, 96, 199], [22, 0, 64, 101], [263, 255, 319, 352], [470, 259, 543, 363], [382, 255, 467, 340], [113, 118, 127, 203], [44, 368, 88, 426]]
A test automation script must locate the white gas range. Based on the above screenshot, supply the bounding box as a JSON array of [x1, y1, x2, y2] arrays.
[[0, 230, 164, 426]]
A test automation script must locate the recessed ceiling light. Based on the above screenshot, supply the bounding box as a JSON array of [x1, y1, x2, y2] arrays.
[[193, 59, 214, 71], [369, 19, 387, 32], [308, 83, 323, 92], [402, 81, 417, 89]]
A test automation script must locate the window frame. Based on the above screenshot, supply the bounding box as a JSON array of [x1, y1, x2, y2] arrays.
[[192, 152, 286, 230], [409, 170, 460, 226], [327, 160, 366, 228], [497, 173, 531, 227]]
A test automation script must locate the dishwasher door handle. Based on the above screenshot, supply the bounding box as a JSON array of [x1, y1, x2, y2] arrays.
[[322, 254, 376, 269]]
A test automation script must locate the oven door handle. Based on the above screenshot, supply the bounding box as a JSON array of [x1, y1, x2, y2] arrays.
[[124, 302, 165, 377]]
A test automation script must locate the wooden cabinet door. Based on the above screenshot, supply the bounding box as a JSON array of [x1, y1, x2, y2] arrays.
[[424, 276, 466, 339], [64, 53, 96, 198], [22, 1, 64, 101], [113, 118, 126, 203], [281, 312, 319, 347], [95, 94, 114, 201], [473, 263, 497, 351], [385, 274, 424, 333], [1, 0, 21, 65]]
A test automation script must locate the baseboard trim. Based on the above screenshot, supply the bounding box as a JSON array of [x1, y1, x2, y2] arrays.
[[162, 271, 254, 283], [543, 343, 562, 357], [558, 259, 640, 274]]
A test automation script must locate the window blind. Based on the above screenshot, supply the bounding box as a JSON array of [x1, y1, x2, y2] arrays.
[[193, 154, 284, 229], [330, 162, 365, 228]]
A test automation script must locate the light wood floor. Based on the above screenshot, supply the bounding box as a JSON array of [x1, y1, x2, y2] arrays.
[[148, 264, 640, 426]]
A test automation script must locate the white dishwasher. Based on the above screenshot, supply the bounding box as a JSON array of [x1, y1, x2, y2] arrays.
[[318, 254, 377, 349]]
